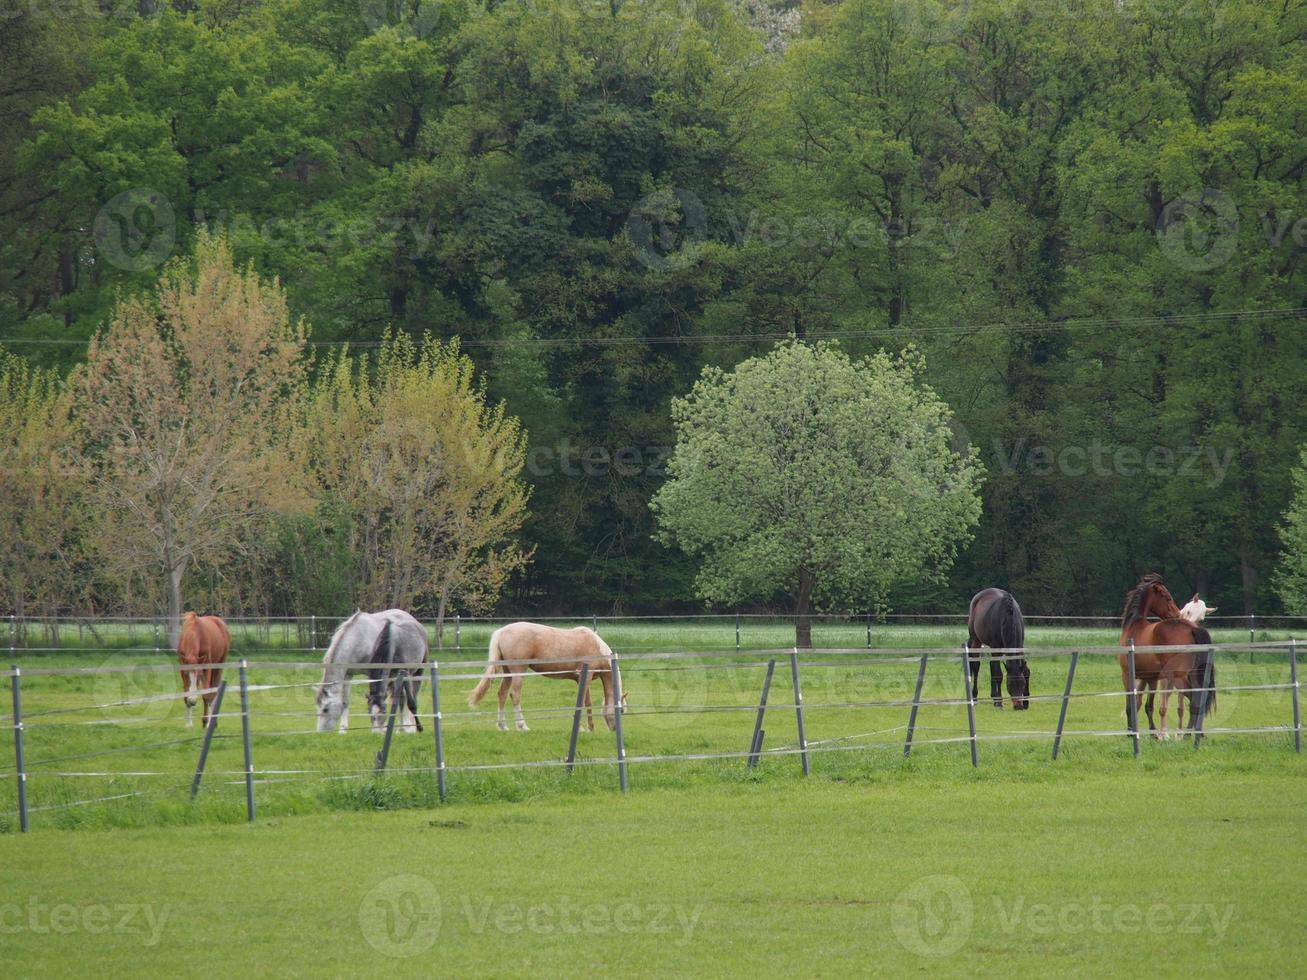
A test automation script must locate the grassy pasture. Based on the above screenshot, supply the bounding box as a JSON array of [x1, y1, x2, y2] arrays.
[[1, 622, 1304, 976], [0, 622, 1301, 833]]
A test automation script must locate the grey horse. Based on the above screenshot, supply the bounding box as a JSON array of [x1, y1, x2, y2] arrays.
[[315, 609, 428, 733]]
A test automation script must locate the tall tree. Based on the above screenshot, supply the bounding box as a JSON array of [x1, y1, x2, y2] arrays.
[[304, 333, 531, 641], [652, 340, 982, 645], [74, 233, 311, 641]]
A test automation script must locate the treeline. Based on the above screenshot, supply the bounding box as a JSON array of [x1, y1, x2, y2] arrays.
[[2, 0, 1307, 615]]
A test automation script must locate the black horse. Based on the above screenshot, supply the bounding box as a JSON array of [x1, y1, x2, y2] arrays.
[[966, 588, 1030, 710], [366, 621, 424, 733]]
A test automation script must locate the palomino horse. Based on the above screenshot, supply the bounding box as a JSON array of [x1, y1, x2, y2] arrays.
[[1119, 574, 1216, 739], [966, 588, 1030, 709], [468, 623, 626, 732], [177, 612, 230, 728], [316, 610, 428, 734]]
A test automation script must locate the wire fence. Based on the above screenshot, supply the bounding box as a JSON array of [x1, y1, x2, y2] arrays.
[[6, 609, 1307, 654], [0, 633, 1302, 833]]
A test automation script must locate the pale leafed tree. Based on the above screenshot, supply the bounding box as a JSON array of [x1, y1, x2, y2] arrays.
[[0, 352, 86, 633], [305, 333, 531, 643], [74, 233, 311, 643]]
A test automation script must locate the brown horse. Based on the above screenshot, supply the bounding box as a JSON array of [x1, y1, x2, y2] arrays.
[[966, 588, 1030, 709], [1119, 574, 1216, 739], [467, 623, 626, 732], [178, 611, 230, 728]]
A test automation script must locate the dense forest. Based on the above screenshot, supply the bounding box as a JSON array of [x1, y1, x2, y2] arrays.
[[2, 0, 1306, 617]]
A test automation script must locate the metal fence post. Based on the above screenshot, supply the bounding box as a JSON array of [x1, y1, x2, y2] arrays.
[[903, 652, 929, 758], [612, 652, 627, 792], [8, 615, 14, 653], [961, 645, 978, 767], [154, 618, 160, 654], [11, 666, 28, 832], [1052, 651, 1080, 760], [592, 614, 598, 634], [1249, 612, 1255, 663], [1126, 640, 1140, 757], [566, 663, 591, 773], [454, 615, 461, 653], [735, 614, 740, 651], [190, 681, 228, 798], [431, 662, 446, 802], [239, 660, 255, 822], [310, 614, 317, 652], [866, 614, 872, 650], [789, 650, 809, 776], [747, 659, 776, 769], [1290, 637, 1301, 754]]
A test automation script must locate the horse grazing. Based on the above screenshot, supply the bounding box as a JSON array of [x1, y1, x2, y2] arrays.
[[366, 621, 423, 734], [966, 588, 1030, 709], [316, 610, 428, 734], [177, 612, 230, 729], [467, 623, 625, 732], [1119, 574, 1216, 739], [1179, 594, 1217, 624]]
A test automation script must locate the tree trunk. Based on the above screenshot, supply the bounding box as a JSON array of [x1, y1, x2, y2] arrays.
[[167, 560, 187, 649], [1240, 552, 1257, 617], [794, 566, 815, 649]]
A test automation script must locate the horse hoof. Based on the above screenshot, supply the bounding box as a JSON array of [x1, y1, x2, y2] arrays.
[[496, 723, 509, 732], [517, 724, 530, 732], [993, 702, 1004, 710]]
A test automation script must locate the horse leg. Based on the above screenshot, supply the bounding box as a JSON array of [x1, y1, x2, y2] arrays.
[[1158, 680, 1170, 740], [967, 650, 981, 703], [510, 672, 529, 732], [1143, 684, 1158, 738], [496, 676, 511, 732], [989, 658, 1004, 709], [582, 681, 594, 732]]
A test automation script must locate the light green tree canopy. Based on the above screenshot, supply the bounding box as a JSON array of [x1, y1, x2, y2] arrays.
[[652, 340, 983, 645]]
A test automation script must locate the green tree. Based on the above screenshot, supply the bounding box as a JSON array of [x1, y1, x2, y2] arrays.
[[1274, 447, 1307, 614], [652, 340, 983, 645]]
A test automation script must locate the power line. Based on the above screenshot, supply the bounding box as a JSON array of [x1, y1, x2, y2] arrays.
[[2, 306, 1304, 350]]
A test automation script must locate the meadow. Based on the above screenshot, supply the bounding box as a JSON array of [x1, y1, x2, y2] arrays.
[[1, 620, 1304, 975]]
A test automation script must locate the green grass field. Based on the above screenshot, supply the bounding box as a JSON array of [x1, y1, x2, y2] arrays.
[[1, 622, 1303, 975]]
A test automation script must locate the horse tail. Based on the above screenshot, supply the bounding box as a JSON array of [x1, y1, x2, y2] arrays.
[[997, 592, 1024, 653], [468, 627, 503, 707], [1190, 626, 1216, 719]]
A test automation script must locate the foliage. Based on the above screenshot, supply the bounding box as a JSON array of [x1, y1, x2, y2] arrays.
[[304, 333, 531, 632], [653, 341, 982, 643], [1274, 447, 1307, 613], [72, 233, 311, 639]]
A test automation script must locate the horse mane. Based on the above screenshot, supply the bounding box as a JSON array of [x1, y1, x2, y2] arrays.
[[322, 610, 365, 665], [1121, 573, 1165, 629]]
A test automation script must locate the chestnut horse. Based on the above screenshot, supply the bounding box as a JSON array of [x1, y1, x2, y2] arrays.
[[178, 612, 230, 728], [1119, 574, 1216, 739], [468, 623, 625, 732], [966, 588, 1030, 709]]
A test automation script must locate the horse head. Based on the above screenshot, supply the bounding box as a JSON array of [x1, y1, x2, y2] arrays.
[[1123, 574, 1182, 628], [315, 682, 347, 733]]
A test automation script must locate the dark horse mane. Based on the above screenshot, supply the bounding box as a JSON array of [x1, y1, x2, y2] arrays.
[[1121, 573, 1166, 629]]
